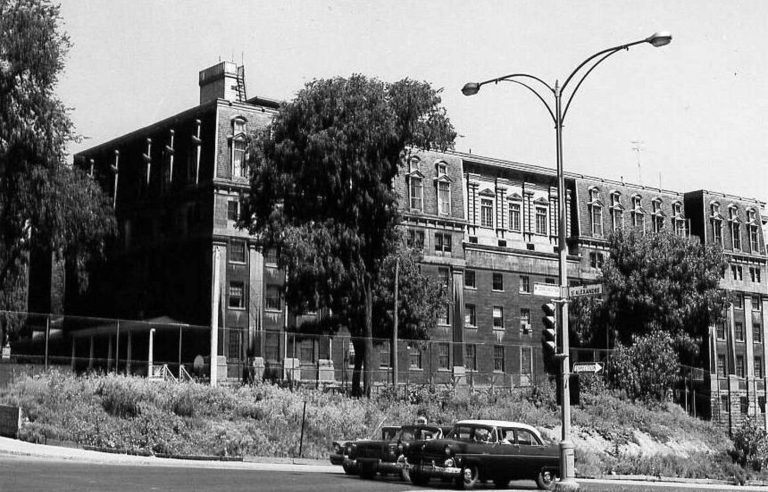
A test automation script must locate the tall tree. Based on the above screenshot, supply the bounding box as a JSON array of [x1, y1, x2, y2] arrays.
[[571, 229, 727, 362], [0, 0, 116, 344], [243, 75, 455, 396]]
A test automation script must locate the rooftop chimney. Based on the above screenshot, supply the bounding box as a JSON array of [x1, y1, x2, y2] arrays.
[[199, 61, 245, 104]]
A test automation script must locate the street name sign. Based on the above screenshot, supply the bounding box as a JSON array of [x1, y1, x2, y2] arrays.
[[572, 362, 604, 374], [568, 283, 603, 298], [533, 283, 562, 298]]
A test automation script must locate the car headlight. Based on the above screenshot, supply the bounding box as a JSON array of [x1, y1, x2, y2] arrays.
[[333, 443, 341, 454], [444, 458, 455, 468], [444, 445, 452, 456]]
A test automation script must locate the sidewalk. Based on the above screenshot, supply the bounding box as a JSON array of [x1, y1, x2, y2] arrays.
[[0, 436, 338, 473]]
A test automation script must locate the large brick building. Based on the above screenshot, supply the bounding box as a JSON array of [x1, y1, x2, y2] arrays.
[[28, 62, 768, 427]]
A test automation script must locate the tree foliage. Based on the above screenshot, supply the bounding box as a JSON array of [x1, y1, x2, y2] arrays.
[[0, 0, 116, 343], [243, 74, 455, 395], [605, 330, 680, 401], [571, 229, 727, 361]]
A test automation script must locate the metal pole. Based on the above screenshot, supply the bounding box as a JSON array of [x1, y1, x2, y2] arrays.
[[555, 81, 577, 492], [148, 328, 156, 377], [211, 246, 221, 386], [298, 400, 307, 458], [392, 258, 399, 387], [44, 316, 50, 370]]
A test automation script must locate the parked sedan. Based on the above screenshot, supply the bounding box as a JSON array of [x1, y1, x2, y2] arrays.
[[403, 419, 559, 490], [349, 424, 448, 480], [330, 425, 400, 474]]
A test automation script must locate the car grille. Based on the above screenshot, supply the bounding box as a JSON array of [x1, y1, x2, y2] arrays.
[[357, 446, 384, 459]]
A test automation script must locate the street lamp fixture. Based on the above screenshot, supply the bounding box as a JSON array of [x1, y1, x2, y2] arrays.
[[461, 32, 671, 492]]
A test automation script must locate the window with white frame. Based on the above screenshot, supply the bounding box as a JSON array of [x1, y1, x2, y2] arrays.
[[591, 205, 603, 237], [465, 304, 477, 327], [410, 177, 423, 211], [732, 222, 742, 250], [232, 140, 247, 178], [508, 201, 521, 232], [493, 306, 504, 329], [228, 281, 245, 309], [651, 198, 663, 232], [713, 218, 723, 245], [520, 308, 530, 333], [437, 304, 450, 325], [265, 285, 282, 311], [535, 206, 547, 235], [436, 161, 447, 176], [481, 198, 494, 228], [438, 181, 451, 215]]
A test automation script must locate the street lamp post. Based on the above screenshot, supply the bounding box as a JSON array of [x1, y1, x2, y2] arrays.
[[462, 32, 671, 492]]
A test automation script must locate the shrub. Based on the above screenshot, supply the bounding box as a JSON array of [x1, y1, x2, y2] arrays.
[[98, 377, 141, 418], [171, 390, 195, 417], [731, 417, 768, 471], [605, 330, 679, 402]]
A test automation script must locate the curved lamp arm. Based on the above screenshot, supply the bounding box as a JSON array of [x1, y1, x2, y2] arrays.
[[498, 78, 557, 123], [463, 73, 556, 123], [561, 48, 625, 122]]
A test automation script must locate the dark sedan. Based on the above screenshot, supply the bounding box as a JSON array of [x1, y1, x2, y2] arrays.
[[403, 419, 559, 490], [349, 424, 448, 480]]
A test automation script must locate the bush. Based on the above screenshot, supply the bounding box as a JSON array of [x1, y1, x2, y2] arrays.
[[606, 330, 679, 401], [731, 417, 768, 471]]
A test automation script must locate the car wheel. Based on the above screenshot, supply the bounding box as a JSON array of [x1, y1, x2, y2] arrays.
[[342, 462, 355, 475], [536, 469, 558, 490], [359, 463, 376, 480], [454, 464, 479, 490], [410, 470, 429, 486], [494, 478, 510, 489]]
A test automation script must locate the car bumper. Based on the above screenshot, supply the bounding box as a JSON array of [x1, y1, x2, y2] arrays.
[[410, 462, 462, 479], [356, 458, 403, 474]]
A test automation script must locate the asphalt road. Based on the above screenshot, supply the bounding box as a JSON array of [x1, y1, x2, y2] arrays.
[[0, 456, 762, 492]]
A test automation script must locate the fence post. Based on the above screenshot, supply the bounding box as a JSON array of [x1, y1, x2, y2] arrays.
[[44, 316, 50, 370], [298, 400, 307, 459]]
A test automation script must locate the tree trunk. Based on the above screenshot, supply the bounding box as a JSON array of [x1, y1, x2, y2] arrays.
[[351, 336, 364, 397], [363, 275, 374, 398]]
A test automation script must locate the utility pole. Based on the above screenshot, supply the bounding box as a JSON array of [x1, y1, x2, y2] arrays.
[[392, 258, 399, 388]]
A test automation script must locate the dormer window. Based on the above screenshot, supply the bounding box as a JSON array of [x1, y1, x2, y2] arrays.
[[652, 198, 662, 214], [481, 198, 494, 228], [410, 176, 423, 211], [408, 157, 421, 173], [729, 206, 741, 250], [588, 187, 600, 203], [747, 208, 760, 252], [229, 117, 248, 179], [651, 198, 664, 232], [610, 192, 623, 231], [672, 201, 687, 237], [437, 181, 451, 215], [611, 191, 621, 207], [672, 202, 682, 217], [436, 161, 447, 176], [711, 202, 721, 217], [587, 187, 603, 238], [631, 194, 645, 231], [632, 195, 642, 210]]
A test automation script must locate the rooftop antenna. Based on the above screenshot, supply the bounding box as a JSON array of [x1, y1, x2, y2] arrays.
[[631, 140, 644, 185]]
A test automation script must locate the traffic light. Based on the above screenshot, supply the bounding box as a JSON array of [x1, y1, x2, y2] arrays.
[[541, 302, 558, 375]]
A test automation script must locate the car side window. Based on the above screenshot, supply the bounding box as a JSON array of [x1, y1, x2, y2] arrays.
[[516, 429, 537, 446], [501, 429, 515, 444]]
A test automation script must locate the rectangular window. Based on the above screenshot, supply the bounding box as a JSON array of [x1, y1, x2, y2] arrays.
[[410, 177, 423, 211], [736, 355, 745, 377], [300, 339, 314, 363], [755, 357, 763, 378], [230, 240, 246, 263], [465, 304, 476, 327], [437, 304, 450, 325], [232, 140, 246, 178], [721, 395, 729, 412], [750, 225, 759, 252], [492, 273, 503, 291], [717, 354, 727, 377], [481, 199, 494, 228], [589, 252, 604, 269], [741, 396, 748, 414], [520, 308, 530, 333], [735, 293, 744, 309], [716, 321, 726, 340], [493, 345, 505, 372], [228, 281, 245, 309], [409, 347, 422, 369], [434, 232, 452, 253], [508, 202, 521, 232], [732, 265, 743, 281], [521, 346, 532, 375], [438, 267, 450, 289], [265, 248, 278, 266], [754, 296, 762, 310], [227, 200, 239, 221], [493, 307, 504, 329], [438, 181, 450, 215], [612, 209, 623, 231], [591, 207, 603, 237], [735, 322, 744, 341], [535, 207, 547, 235], [380, 343, 390, 369], [265, 285, 282, 311], [265, 332, 280, 361], [519, 275, 531, 294], [732, 223, 741, 250], [464, 270, 476, 289], [464, 344, 477, 371], [438, 343, 450, 369], [408, 229, 424, 250], [754, 323, 762, 343], [760, 397, 766, 414], [227, 328, 242, 361], [713, 220, 723, 244], [751, 268, 762, 284]]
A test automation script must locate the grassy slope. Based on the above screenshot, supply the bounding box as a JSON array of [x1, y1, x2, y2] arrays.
[[0, 371, 752, 480]]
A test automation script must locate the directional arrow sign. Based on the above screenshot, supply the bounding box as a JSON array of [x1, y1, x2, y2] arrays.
[[572, 362, 604, 374]]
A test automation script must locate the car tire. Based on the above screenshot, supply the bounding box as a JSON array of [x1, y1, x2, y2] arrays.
[[341, 463, 356, 475], [494, 478, 510, 489], [359, 463, 376, 480], [410, 470, 429, 486], [536, 469, 558, 490], [454, 464, 479, 490]]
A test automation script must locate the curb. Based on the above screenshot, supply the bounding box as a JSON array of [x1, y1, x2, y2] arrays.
[[587, 474, 738, 487]]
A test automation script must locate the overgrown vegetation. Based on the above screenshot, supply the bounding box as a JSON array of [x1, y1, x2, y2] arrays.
[[1, 371, 765, 482]]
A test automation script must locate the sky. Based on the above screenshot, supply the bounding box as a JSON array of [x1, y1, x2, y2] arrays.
[[56, 0, 767, 203]]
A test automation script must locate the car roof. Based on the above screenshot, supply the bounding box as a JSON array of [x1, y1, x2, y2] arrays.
[[455, 420, 543, 439]]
